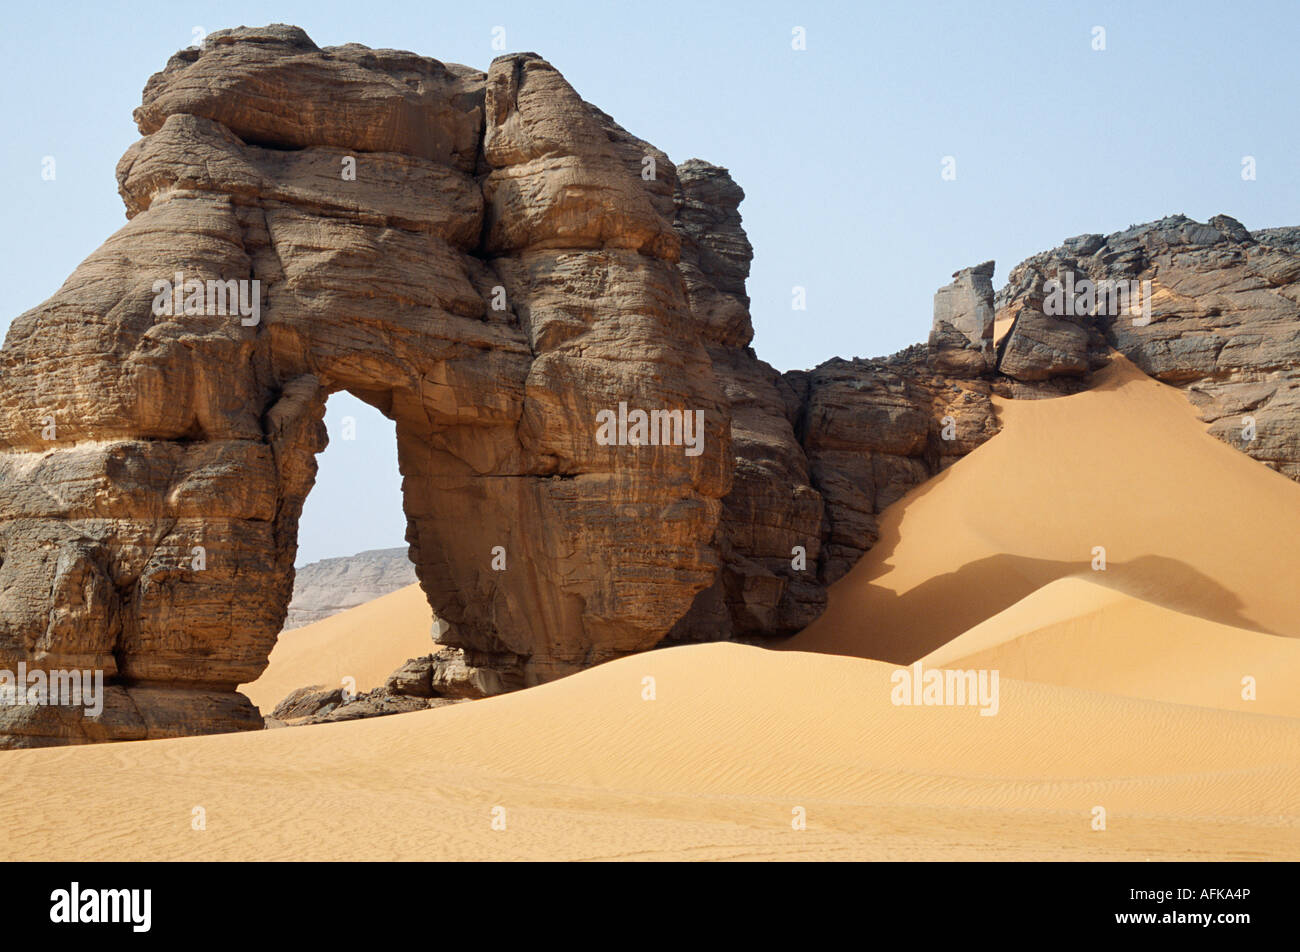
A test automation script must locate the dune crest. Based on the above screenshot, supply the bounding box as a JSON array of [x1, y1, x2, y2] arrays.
[[924, 577, 1300, 717]]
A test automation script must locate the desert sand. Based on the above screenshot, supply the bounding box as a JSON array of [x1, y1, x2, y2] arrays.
[[240, 583, 436, 713], [993, 316, 1015, 346], [2, 641, 1298, 861], [4, 353, 1298, 861], [924, 576, 1300, 717]]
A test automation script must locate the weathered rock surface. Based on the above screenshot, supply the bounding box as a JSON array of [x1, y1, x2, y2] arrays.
[[996, 214, 1300, 478], [667, 161, 825, 643], [269, 680, 462, 726], [0, 26, 734, 745], [785, 355, 999, 585], [283, 547, 417, 629], [929, 262, 996, 375], [268, 646, 491, 725], [383, 648, 505, 699], [776, 211, 1300, 595], [997, 307, 1091, 381]]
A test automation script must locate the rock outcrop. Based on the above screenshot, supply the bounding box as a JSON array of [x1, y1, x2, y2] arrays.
[[785, 356, 998, 585], [0, 26, 736, 745], [268, 678, 463, 727], [997, 308, 1091, 382], [929, 261, 997, 375], [0, 25, 860, 746], [774, 211, 1300, 597], [666, 161, 825, 643], [267, 646, 494, 725], [283, 547, 417, 629], [4, 24, 1299, 747], [995, 214, 1300, 477], [383, 649, 505, 699]]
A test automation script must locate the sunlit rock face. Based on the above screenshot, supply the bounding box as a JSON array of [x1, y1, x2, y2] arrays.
[[0, 26, 741, 744]]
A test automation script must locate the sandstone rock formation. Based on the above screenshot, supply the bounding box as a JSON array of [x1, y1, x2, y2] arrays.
[[4, 23, 1299, 747], [929, 261, 997, 376], [666, 161, 825, 644], [997, 308, 1091, 382], [0, 25, 737, 745], [774, 211, 1300, 597], [996, 214, 1300, 477], [383, 649, 506, 699], [784, 357, 998, 586], [267, 645, 500, 725], [283, 547, 417, 629]]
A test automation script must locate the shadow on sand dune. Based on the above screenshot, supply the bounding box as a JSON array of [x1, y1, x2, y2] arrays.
[[788, 460, 1272, 663]]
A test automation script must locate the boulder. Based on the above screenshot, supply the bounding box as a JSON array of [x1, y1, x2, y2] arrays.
[[998, 308, 1090, 381], [929, 261, 996, 375]]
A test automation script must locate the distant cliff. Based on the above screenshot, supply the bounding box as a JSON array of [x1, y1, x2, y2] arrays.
[[285, 548, 417, 629]]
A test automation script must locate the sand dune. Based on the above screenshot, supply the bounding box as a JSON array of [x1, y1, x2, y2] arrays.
[[924, 576, 1300, 717], [240, 583, 435, 713], [3, 641, 1298, 861], [790, 355, 1300, 663]]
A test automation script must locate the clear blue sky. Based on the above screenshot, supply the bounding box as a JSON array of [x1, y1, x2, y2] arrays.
[[3, 0, 1296, 564]]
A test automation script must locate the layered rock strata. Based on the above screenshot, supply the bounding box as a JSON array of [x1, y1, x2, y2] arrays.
[[283, 547, 417, 629]]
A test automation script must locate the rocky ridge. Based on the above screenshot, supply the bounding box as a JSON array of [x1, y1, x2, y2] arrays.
[[995, 214, 1300, 478], [283, 547, 417, 629]]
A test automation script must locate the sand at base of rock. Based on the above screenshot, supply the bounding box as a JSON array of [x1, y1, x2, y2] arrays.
[[240, 583, 435, 713], [2, 642, 1298, 861]]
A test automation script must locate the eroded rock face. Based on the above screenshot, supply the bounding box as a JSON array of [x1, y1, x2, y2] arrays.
[[773, 210, 1300, 594], [930, 262, 996, 376], [784, 356, 999, 585], [996, 214, 1300, 478], [667, 161, 826, 643], [998, 307, 1091, 381], [268, 679, 463, 727], [0, 26, 737, 745]]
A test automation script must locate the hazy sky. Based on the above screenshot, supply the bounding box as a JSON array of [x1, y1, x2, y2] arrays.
[[3, 0, 1297, 565]]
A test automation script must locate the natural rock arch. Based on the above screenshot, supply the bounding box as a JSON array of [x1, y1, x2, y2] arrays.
[[0, 26, 826, 745]]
